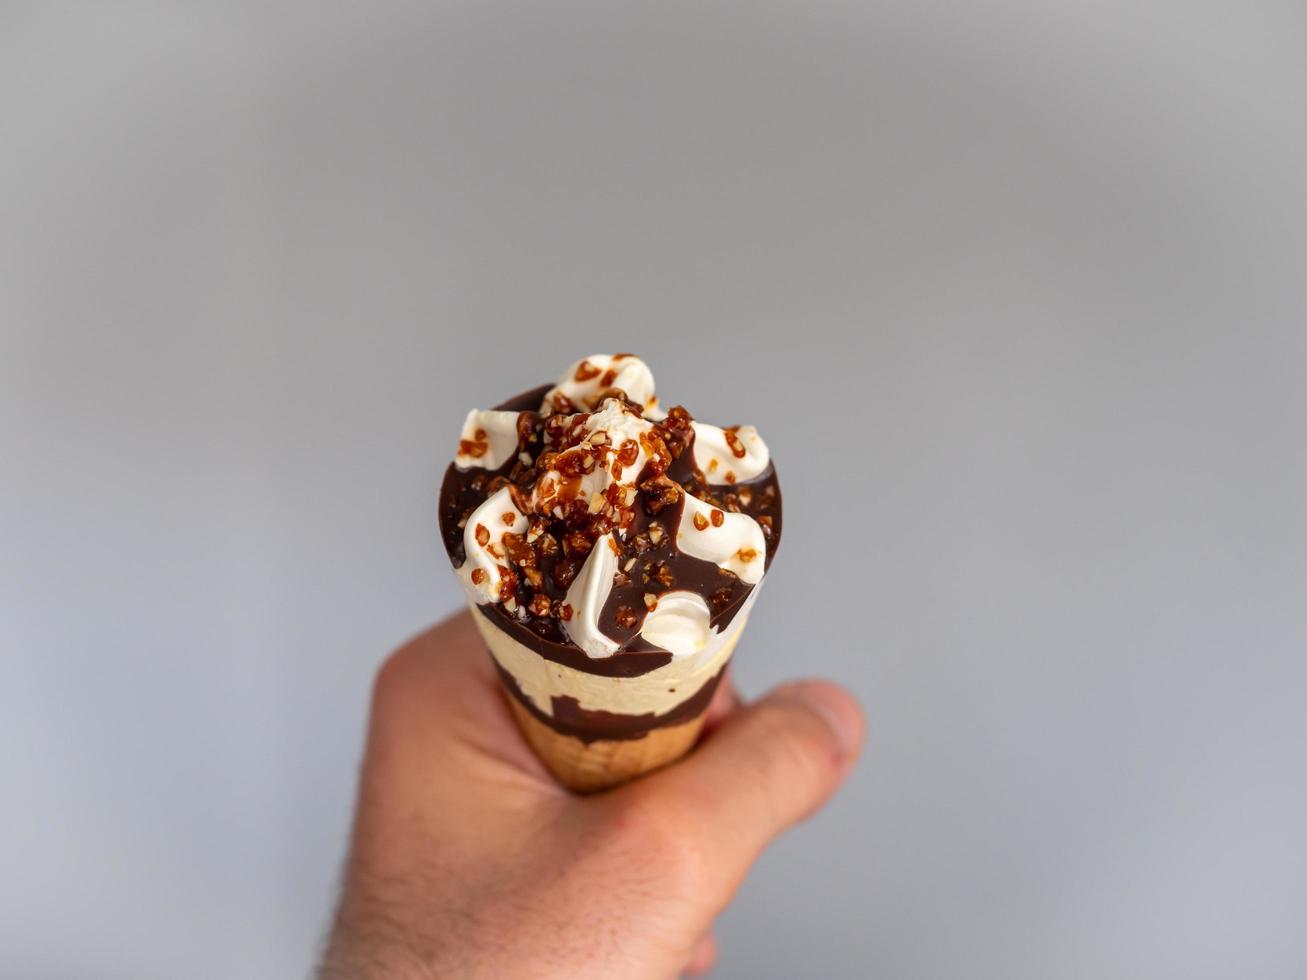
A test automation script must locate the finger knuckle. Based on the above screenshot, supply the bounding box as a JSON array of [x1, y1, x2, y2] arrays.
[[750, 701, 837, 789]]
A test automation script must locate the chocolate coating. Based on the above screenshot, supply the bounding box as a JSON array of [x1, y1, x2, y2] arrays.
[[494, 661, 727, 742], [438, 383, 782, 678]]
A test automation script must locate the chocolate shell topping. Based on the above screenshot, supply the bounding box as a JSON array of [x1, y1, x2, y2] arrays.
[[439, 380, 782, 679]]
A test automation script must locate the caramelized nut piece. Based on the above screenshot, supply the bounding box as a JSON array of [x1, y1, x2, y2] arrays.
[[643, 593, 658, 611], [693, 512, 709, 531], [475, 524, 491, 547], [615, 606, 639, 628], [573, 359, 601, 382], [470, 568, 487, 585], [710, 508, 725, 527]]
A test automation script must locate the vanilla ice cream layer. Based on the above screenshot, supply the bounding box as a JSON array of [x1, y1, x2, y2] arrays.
[[470, 590, 757, 722]]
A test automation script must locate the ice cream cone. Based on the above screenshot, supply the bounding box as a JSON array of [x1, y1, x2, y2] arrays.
[[439, 356, 781, 793]]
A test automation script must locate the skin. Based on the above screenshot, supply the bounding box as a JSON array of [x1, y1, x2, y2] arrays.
[[319, 612, 865, 979]]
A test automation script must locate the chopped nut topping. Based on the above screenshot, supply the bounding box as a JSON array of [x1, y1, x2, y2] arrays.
[[501, 532, 535, 567], [551, 559, 579, 590], [723, 426, 748, 459], [496, 565, 517, 603], [444, 359, 777, 635], [710, 586, 734, 611]]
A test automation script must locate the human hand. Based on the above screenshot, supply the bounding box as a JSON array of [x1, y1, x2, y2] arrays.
[[319, 611, 864, 979]]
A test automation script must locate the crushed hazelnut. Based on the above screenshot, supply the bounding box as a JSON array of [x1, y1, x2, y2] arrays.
[[710, 508, 725, 527], [643, 593, 658, 611], [470, 568, 487, 585], [693, 512, 709, 531], [529, 594, 552, 617], [723, 426, 747, 459], [736, 548, 758, 563], [574, 359, 601, 382], [615, 606, 639, 628], [551, 559, 579, 590], [475, 524, 490, 547]]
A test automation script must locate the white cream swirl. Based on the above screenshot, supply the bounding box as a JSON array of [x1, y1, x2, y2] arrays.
[[690, 421, 770, 485], [675, 492, 767, 585], [542, 354, 661, 418], [458, 486, 529, 604], [455, 410, 522, 470], [562, 532, 622, 657]]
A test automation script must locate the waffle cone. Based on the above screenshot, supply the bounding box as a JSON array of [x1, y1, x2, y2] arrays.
[[504, 694, 707, 792]]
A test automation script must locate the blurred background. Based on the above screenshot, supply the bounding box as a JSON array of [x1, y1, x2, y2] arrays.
[[4, 2, 1306, 978]]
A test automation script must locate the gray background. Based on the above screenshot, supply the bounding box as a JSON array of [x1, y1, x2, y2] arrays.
[[3, 2, 1306, 978]]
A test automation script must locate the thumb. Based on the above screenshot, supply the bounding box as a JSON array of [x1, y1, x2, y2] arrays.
[[627, 680, 865, 892]]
